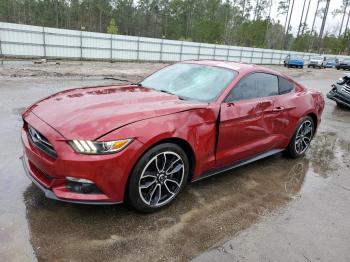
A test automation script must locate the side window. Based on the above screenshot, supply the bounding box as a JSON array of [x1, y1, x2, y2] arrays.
[[278, 76, 294, 94], [226, 73, 279, 102], [255, 73, 279, 97], [226, 74, 258, 101]]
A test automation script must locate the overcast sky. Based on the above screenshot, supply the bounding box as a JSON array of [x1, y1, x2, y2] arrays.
[[269, 0, 345, 35]]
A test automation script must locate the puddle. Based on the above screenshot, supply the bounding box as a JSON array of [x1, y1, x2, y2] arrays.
[[21, 131, 350, 261]]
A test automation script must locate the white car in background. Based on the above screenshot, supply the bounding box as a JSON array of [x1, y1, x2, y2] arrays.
[[308, 56, 326, 69]]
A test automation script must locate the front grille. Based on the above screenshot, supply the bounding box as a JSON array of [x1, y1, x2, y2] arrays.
[[341, 84, 350, 97], [27, 125, 57, 159]]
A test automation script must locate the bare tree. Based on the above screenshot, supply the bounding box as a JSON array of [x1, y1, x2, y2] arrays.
[[319, 0, 330, 39], [297, 0, 307, 37], [284, 0, 295, 47], [337, 0, 349, 37], [301, 0, 312, 34], [310, 0, 321, 35], [318, 0, 330, 51], [345, 6, 350, 32], [278, 0, 291, 48], [264, 0, 273, 45]]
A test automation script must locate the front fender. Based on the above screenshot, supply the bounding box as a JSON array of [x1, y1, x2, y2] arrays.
[[100, 107, 219, 178]]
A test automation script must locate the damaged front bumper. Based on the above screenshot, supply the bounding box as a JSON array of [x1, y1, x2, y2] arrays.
[[327, 88, 350, 108]]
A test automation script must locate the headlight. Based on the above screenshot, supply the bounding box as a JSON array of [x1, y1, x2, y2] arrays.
[[337, 77, 345, 84], [69, 139, 133, 154]]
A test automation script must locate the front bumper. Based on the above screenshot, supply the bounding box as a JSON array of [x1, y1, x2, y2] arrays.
[[21, 112, 143, 204], [308, 63, 322, 67], [337, 65, 350, 70], [21, 155, 118, 205], [327, 90, 350, 108]]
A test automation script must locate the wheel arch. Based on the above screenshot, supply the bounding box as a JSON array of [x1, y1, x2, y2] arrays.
[[307, 112, 318, 131], [150, 137, 196, 181], [124, 136, 196, 202]]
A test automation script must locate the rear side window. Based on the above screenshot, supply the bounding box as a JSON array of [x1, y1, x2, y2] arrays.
[[226, 73, 279, 102], [278, 76, 294, 94]]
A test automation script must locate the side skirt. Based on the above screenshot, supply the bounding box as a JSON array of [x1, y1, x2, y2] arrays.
[[192, 149, 284, 182]]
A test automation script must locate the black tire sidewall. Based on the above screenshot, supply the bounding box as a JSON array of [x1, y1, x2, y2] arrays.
[[127, 143, 189, 213]]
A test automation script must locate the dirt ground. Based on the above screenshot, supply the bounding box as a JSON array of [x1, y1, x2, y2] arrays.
[[0, 61, 349, 262]]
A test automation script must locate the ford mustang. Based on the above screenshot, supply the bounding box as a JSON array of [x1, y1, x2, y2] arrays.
[[21, 60, 324, 212]]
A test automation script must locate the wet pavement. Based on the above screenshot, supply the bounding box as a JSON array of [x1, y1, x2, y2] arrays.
[[0, 62, 349, 261]]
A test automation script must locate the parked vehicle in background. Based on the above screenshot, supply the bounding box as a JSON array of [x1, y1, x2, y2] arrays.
[[336, 59, 350, 70], [287, 57, 304, 68], [327, 74, 350, 108], [284, 55, 291, 67], [325, 58, 337, 68], [308, 56, 326, 68]]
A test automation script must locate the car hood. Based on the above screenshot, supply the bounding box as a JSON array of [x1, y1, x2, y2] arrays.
[[25, 85, 205, 140]]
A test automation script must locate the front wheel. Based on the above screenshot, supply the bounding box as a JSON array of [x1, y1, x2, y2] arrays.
[[286, 116, 314, 158], [127, 143, 189, 212]]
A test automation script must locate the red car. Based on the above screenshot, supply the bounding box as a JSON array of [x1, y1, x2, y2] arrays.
[[21, 60, 324, 212]]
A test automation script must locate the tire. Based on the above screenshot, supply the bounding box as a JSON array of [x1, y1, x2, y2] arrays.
[[285, 116, 314, 158], [127, 143, 189, 213], [307, 65, 310, 68], [336, 102, 347, 109], [287, 64, 291, 68]]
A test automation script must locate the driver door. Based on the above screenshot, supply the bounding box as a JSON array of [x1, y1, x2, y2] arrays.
[[215, 73, 279, 168]]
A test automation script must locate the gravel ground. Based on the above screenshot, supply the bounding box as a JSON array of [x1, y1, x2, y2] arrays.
[[0, 60, 349, 262]]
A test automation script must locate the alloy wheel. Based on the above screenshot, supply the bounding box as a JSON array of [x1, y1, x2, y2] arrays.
[[294, 120, 313, 155], [138, 151, 185, 207]]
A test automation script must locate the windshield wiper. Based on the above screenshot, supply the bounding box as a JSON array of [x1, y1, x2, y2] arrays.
[[159, 89, 187, 100]]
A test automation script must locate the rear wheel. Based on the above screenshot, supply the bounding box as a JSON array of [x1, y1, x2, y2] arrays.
[[127, 143, 189, 212], [286, 116, 314, 158]]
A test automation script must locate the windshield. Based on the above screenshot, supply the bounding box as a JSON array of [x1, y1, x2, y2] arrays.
[[140, 63, 237, 102], [312, 56, 323, 60], [291, 57, 303, 60]]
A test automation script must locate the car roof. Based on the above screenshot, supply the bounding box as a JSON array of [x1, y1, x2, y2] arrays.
[[180, 60, 280, 75]]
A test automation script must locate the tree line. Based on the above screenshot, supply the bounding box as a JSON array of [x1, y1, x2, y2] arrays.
[[0, 0, 350, 55]]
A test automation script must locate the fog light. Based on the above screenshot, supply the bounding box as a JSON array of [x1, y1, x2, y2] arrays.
[[66, 177, 102, 194]]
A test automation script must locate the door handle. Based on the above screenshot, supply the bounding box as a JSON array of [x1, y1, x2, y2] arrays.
[[272, 106, 285, 112]]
